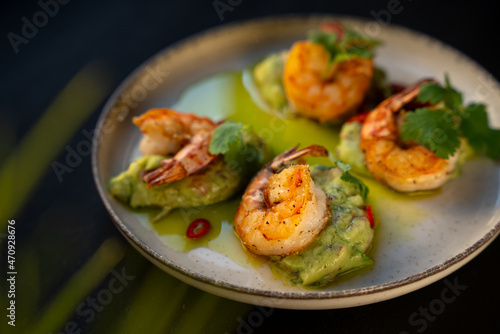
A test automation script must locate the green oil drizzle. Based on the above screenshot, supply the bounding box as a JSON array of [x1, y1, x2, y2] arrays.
[[152, 70, 342, 268], [174, 70, 339, 166], [147, 70, 428, 281], [150, 197, 266, 269]]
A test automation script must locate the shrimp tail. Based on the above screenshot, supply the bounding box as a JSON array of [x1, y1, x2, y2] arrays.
[[142, 131, 217, 187], [270, 144, 328, 171], [143, 161, 187, 188], [382, 78, 436, 112], [360, 78, 459, 192], [234, 144, 330, 256]]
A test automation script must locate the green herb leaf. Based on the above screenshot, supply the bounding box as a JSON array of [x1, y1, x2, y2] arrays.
[[335, 160, 352, 173], [209, 121, 270, 176], [401, 108, 461, 159], [345, 46, 374, 59], [460, 104, 500, 160], [443, 74, 463, 114], [308, 30, 338, 57], [417, 83, 444, 104], [340, 29, 380, 59], [403, 75, 500, 160], [336, 161, 369, 200], [308, 26, 380, 67], [209, 121, 244, 155]]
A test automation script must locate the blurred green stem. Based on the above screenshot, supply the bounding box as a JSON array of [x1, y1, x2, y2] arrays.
[[27, 238, 124, 333], [0, 64, 111, 231]]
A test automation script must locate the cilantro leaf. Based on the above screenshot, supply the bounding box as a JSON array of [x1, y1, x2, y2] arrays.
[[340, 29, 380, 58], [403, 74, 500, 161], [460, 104, 500, 160], [308, 30, 338, 57], [335, 160, 352, 173], [308, 26, 380, 67], [345, 46, 374, 59], [401, 108, 461, 159], [443, 74, 463, 114], [209, 121, 244, 155], [417, 83, 444, 104], [416, 75, 463, 113], [209, 121, 270, 176], [335, 160, 369, 200]]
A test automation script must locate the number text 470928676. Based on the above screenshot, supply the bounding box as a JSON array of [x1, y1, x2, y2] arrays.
[[6, 220, 16, 327]]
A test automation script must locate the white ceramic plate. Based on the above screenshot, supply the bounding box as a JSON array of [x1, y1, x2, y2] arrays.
[[92, 15, 500, 309]]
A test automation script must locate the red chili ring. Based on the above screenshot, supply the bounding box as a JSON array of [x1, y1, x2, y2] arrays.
[[366, 205, 375, 227], [186, 218, 211, 239]]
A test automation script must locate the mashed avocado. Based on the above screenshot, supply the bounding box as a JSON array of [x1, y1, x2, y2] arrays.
[[336, 122, 371, 177], [109, 123, 270, 217], [269, 165, 374, 286], [337, 119, 475, 182], [253, 52, 288, 112], [109, 156, 243, 215]]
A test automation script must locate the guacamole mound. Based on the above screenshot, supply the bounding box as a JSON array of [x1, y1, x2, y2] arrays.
[[253, 52, 288, 112], [337, 119, 475, 182], [269, 165, 374, 286], [109, 120, 271, 217], [336, 122, 371, 177], [109, 155, 243, 214]]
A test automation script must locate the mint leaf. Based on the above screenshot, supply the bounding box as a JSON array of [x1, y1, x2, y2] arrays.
[[401, 108, 461, 159]]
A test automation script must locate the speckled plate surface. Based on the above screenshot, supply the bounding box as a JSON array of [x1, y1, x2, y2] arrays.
[[92, 15, 500, 309]]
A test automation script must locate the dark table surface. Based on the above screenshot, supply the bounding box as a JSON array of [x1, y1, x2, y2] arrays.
[[1, 0, 499, 333]]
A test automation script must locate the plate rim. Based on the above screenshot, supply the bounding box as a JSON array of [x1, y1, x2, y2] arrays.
[[91, 13, 500, 303]]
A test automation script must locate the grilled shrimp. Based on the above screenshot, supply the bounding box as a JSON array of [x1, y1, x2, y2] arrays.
[[234, 145, 330, 256], [133, 108, 216, 156], [133, 109, 218, 187], [283, 24, 374, 122], [360, 79, 460, 192]]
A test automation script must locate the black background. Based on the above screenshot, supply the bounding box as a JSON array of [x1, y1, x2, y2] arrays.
[[1, 0, 499, 333]]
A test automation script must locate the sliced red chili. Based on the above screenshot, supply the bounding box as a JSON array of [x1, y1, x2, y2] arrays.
[[346, 110, 370, 124], [186, 218, 211, 239], [366, 205, 375, 227]]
